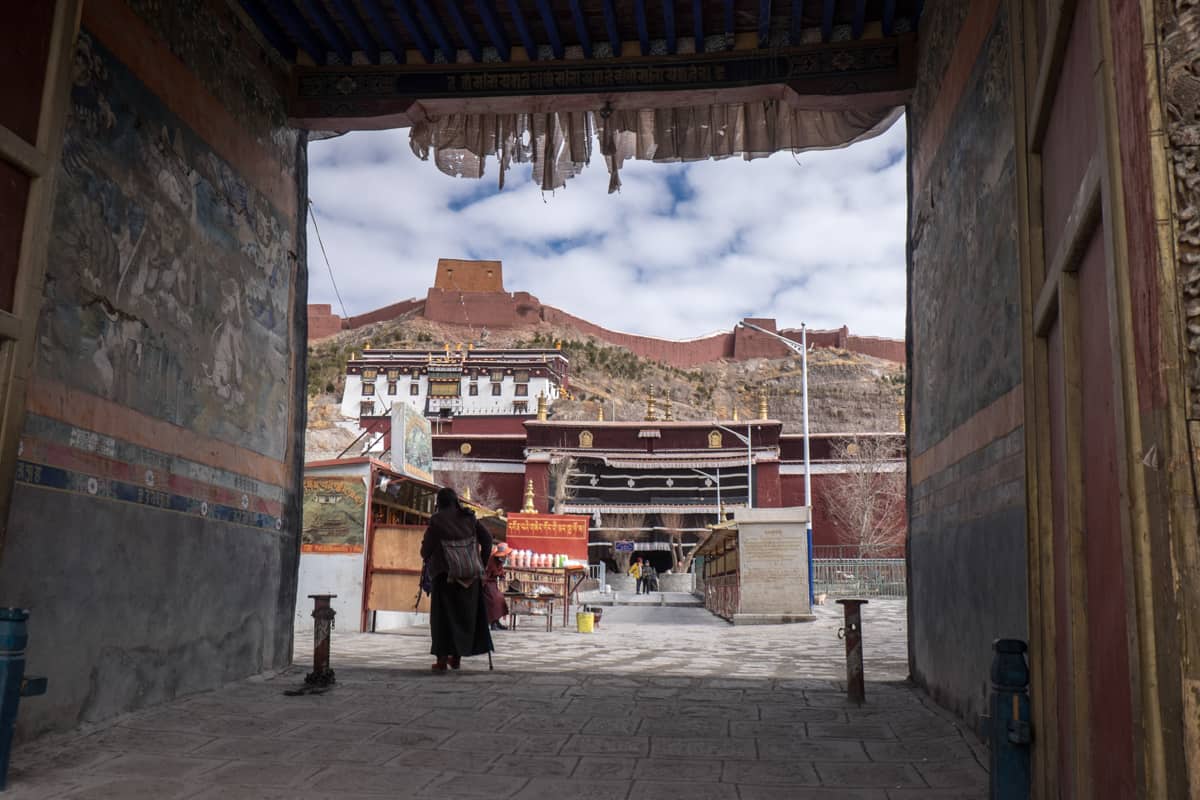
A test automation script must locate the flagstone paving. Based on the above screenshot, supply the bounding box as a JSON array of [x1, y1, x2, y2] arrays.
[[6, 600, 986, 798]]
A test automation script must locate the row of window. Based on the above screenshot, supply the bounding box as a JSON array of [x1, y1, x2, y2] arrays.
[[362, 381, 531, 397], [358, 368, 535, 383], [358, 399, 531, 416]]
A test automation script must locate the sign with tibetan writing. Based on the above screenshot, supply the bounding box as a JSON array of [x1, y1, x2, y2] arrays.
[[506, 513, 589, 560]]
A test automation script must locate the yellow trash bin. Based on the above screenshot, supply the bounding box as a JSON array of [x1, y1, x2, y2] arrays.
[[575, 611, 594, 633]]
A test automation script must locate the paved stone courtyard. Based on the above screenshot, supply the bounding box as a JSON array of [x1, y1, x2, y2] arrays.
[[7, 600, 987, 799]]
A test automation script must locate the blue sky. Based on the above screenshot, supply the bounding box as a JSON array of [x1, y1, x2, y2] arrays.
[[305, 114, 907, 340]]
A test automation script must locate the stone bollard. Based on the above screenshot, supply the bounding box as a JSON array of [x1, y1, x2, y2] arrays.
[[306, 594, 337, 687], [836, 599, 868, 705], [0, 609, 47, 791], [987, 638, 1031, 800]]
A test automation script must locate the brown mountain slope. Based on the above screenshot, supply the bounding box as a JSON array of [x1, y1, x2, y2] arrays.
[[305, 314, 904, 458]]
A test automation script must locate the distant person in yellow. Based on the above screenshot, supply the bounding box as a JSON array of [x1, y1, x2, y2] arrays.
[[630, 556, 643, 595]]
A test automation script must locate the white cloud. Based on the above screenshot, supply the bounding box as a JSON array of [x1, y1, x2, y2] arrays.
[[306, 115, 908, 339]]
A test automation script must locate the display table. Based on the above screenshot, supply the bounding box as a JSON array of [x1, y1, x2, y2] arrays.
[[503, 591, 557, 632], [502, 566, 586, 629]]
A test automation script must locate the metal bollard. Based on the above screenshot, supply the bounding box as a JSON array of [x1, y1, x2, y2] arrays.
[[305, 594, 337, 687], [836, 598, 868, 705], [0, 608, 47, 791], [987, 638, 1031, 800]]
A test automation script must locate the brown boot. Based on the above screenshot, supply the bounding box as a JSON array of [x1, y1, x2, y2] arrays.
[[431, 656, 448, 673], [448, 655, 461, 670]]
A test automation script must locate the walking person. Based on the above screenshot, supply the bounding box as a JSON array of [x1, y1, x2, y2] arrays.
[[630, 556, 643, 595], [420, 488, 494, 672], [483, 542, 511, 631]]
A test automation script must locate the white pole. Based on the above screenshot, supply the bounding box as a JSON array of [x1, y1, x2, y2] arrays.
[[747, 422, 753, 508], [801, 323, 814, 603]]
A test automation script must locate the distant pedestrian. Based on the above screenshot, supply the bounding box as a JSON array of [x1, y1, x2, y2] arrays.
[[630, 556, 643, 594], [420, 488, 494, 672]]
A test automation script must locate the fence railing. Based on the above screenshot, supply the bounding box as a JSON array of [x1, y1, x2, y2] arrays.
[[703, 575, 739, 620], [587, 562, 606, 586], [812, 558, 907, 598], [813, 545, 904, 560]]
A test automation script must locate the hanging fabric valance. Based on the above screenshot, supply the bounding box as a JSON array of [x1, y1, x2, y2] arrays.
[[409, 102, 901, 193]]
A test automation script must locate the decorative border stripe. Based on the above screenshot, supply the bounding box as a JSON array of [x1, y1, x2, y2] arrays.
[[910, 385, 1023, 485], [15, 460, 282, 531], [26, 377, 288, 487]]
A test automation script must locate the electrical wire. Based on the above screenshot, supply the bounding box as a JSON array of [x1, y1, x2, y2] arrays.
[[307, 199, 349, 320]]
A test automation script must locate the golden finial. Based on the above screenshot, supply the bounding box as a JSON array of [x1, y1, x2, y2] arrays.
[[732, 405, 740, 422], [597, 403, 605, 422], [664, 392, 674, 421], [645, 389, 658, 421], [555, 340, 563, 350], [463, 487, 472, 502], [363, 342, 371, 350], [351, 351, 359, 361], [899, 407, 906, 432], [758, 390, 769, 420], [521, 480, 536, 513], [536, 391, 548, 421]]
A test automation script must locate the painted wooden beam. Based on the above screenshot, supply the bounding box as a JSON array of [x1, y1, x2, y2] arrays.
[[851, 0, 866, 39], [264, 0, 325, 63], [359, 0, 407, 63], [723, 0, 735, 48], [881, 0, 896, 35], [790, 0, 804, 45], [758, 0, 772, 48], [506, 0, 539, 61], [444, 0, 483, 61], [693, 0, 705, 52], [390, 0, 435, 63], [300, 0, 353, 63], [239, 0, 297, 61], [329, 0, 379, 63], [534, 0, 564, 59], [664, 1, 677, 54], [634, 0, 650, 55], [602, 0, 621, 55], [413, 0, 458, 62], [568, 0, 593, 59], [820, 0, 835, 42], [475, 0, 510, 61]]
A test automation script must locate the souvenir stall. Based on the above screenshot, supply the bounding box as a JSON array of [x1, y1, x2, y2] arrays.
[[500, 498, 589, 629]]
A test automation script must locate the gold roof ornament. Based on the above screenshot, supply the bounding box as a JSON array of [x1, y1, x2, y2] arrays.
[[732, 405, 740, 422], [536, 391, 548, 421], [759, 390, 769, 420], [596, 403, 605, 422], [351, 351, 359, 361], [463, 487, 472, 502], [363, 342, 371, 350], [664, 392, 674, 421], [645, 389, 658, 421], [899, 408, 906, 432], [521, 480, 536, 513]]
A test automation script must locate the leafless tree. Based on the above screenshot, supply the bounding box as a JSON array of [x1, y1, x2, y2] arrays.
[[435, 451, 502, 511], [659, 512, 689, 573], [549, 455, 578, 513], [822, 435, 906, 557], [603, 512, 645, 573]]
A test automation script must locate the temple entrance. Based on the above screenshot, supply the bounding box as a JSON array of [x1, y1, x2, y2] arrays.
[[3, 1, 1200, 797]]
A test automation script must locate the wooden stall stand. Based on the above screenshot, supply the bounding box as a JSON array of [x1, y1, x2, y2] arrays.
[[696, 521, 740, 621], [501, 566, 587, 629]]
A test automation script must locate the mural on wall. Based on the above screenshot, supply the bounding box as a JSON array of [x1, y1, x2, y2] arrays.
[[302, 477, 366, 553], [39, 32, 294, 461], [391, 404, 433, 483]]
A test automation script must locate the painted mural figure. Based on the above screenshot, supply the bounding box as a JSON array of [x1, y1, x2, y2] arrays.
[[204, 278, 246, 407]]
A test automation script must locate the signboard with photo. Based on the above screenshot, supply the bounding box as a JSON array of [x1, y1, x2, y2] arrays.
[[390, 403, 433, 483]]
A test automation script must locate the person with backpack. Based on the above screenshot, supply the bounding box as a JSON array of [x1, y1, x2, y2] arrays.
[[420, 487, 494, 672]]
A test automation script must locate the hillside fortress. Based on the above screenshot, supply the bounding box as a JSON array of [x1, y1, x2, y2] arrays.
[[308, 259, 905, 367]]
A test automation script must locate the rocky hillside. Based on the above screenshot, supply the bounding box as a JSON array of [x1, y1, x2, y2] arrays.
[[305, 314, 904, 458]]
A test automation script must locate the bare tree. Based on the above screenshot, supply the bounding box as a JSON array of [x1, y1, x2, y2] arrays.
[[435, 451, 502, 511], [659, 512, 688, 573], [603, 512, 645, 574], [822, 435, 906, 557], [549, 455, 578, 513]]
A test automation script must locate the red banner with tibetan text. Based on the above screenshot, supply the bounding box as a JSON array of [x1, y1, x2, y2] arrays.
[[506, 513, 590, 559]]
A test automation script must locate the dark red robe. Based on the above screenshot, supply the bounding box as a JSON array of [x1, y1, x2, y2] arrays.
[[482, 556, 508, 623]]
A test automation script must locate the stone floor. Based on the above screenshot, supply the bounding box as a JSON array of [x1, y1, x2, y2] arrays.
[[7, 599, 987, 799]]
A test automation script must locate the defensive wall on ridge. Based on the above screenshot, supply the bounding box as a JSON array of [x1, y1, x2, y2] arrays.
[[310, 281, 905, 366]]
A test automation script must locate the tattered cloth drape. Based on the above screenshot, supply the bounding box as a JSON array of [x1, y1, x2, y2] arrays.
[[409, 101, 900, 193]]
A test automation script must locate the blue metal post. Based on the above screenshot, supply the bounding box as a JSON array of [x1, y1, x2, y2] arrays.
[[0, 608, 46, 791], [988, 638, 1031, 800]]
